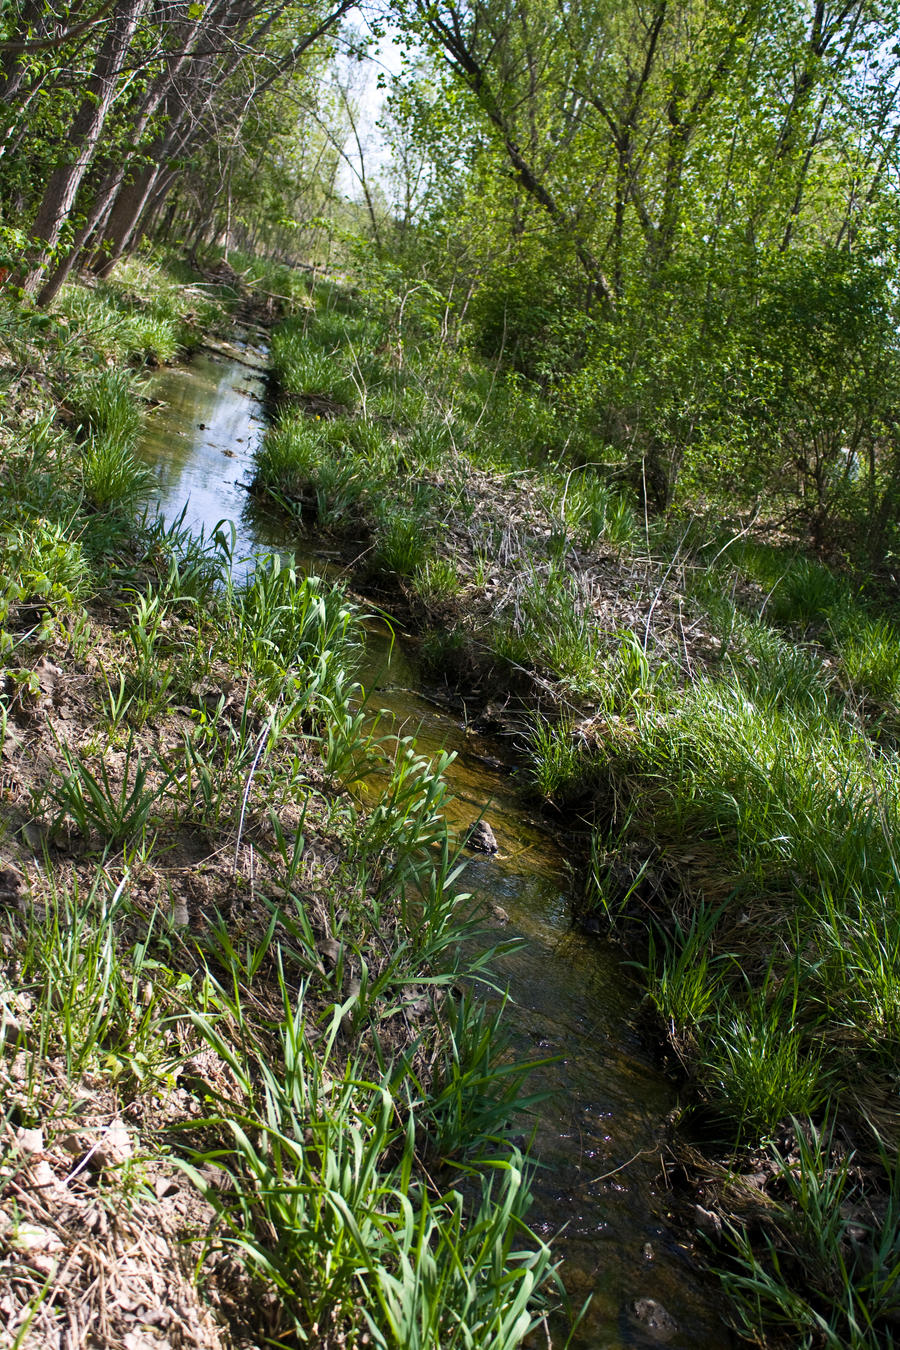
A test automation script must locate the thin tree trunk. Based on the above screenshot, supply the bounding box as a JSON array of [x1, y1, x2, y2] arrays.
[[22, 0, 148, 295], [37, 16, 209, 306]]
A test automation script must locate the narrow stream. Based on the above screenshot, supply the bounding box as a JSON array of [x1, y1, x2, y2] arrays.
[[137, 341, 731, 1349]]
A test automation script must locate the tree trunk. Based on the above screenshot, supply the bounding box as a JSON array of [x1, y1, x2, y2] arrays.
[[22, 0, 148, 295], [36, 14, 212, 306]]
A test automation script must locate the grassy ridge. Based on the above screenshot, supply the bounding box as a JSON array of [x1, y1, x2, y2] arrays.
[[253, 272, 900, 1348], [0, 258, 559, 1348]]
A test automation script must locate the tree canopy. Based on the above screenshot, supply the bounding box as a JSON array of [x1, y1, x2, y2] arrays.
[[5, 0, 900, 546]]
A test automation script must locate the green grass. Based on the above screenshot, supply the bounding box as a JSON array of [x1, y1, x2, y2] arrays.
[[251, 268, 900, 1349], [373, 508, 433, 579], [0, 260, 565, 1349], [525, 715, 595, 802], [55, 249, 225, 364], [270, 324, 358, 407], [722, 1120, 900, 1349]]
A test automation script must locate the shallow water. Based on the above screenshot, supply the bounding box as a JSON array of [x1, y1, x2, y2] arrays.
[[138, 342, 731, 1349]]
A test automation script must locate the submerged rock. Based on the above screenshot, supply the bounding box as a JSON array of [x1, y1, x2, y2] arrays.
[[631, 1297, 678, 1341], [464, 820, 498, 854]]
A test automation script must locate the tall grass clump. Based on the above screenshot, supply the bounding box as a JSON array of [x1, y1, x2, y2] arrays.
[[4, 873, 178, 1092], [69, 367, 156, 511], [271, 321, 358, 407], [373, 507, 433, 580], [57, 284, 180, 364], [722, 1120, 900, 1349], [182, 979, 556, 1349], [591, 662, 900, 1135], [510, 565, 607, 694], [254, 413, 322, 498], [229, 555, 360, 701], [525, 715, 596, 803], [552, 470, 637, 550], [830, 607, 900, 713], [71, 367, 143, 447]]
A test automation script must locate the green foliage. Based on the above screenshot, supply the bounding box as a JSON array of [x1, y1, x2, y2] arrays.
[[722, 1122, 900, 1349], [271, 324, 358, 407], [699, 980, 827, 1139], [229, 556, 360, 701], [525, 716, 593, 802], [82, 434, 157, 513], [0, 518, 88, 639], [182, 979, 555, 1349], [413, 557, 461, 605], [43, 730, 172, 852], [831, 609, 900, 712], [8, 873, 182, 1088], [56, 280, 181, 365], [71, 368, 142, 447], [373, 510, 432, 579]]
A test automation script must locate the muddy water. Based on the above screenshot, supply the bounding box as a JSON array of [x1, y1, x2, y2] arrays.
[[138, 343, 730, 1349]]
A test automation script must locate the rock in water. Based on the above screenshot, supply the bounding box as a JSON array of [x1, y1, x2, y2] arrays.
[[464, 820, 498, 854], [631, 1298, 678, 1341]]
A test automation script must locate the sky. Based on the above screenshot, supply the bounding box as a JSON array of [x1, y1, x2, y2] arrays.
[[333, 20, 407, 196]]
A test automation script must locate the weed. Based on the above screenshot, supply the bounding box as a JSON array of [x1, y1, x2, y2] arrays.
[[72, 368, 142, 448], [8, 872, 181, 1088], [831, 609, 900, 710], [229, 556, 359, 700], [43, 730, 172, 851], [373, 511, 432, 579], [722, 1120, 900, 1349], [525, 716, 593, 802], [699, 967, 827, 1138], [413, 557, 461, 605], [271, 327, 358, 408], [180, 974, 556, 1348], [642, 904, 728, 1033]]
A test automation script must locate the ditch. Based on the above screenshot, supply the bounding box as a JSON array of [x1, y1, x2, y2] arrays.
[[137, 338, 732, 1349]]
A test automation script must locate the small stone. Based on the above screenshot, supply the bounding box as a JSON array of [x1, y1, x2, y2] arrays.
[[93, 1119, 133, 1171], [694, 1204, 723, 1238], [464, 820, 498, 854], [1, 724, 23, 759], [59, 1132, 88, 1156], [30, 1158, 55, 1189], [22, 819, 50, 851], [16, 1127, 43, 1155], [631, 1297, 678, 1341], [34, 656, 63, 699], [9, 1221, 63, 1254], [0, 1010, 23, 1046]]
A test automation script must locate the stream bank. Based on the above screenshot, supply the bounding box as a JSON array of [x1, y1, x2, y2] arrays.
[[248, 281, 900, 1350], [137, 338, 734, 1349], [0, 265, 579, 1350]]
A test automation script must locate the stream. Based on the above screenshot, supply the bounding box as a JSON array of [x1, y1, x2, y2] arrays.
[[137, 337, 732, 1349]]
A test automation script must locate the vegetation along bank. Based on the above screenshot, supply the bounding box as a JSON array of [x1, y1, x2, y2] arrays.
[[252, 266, 900, 1349], [7, 0, 900, 1341], [0, 258, 563, 1348]]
